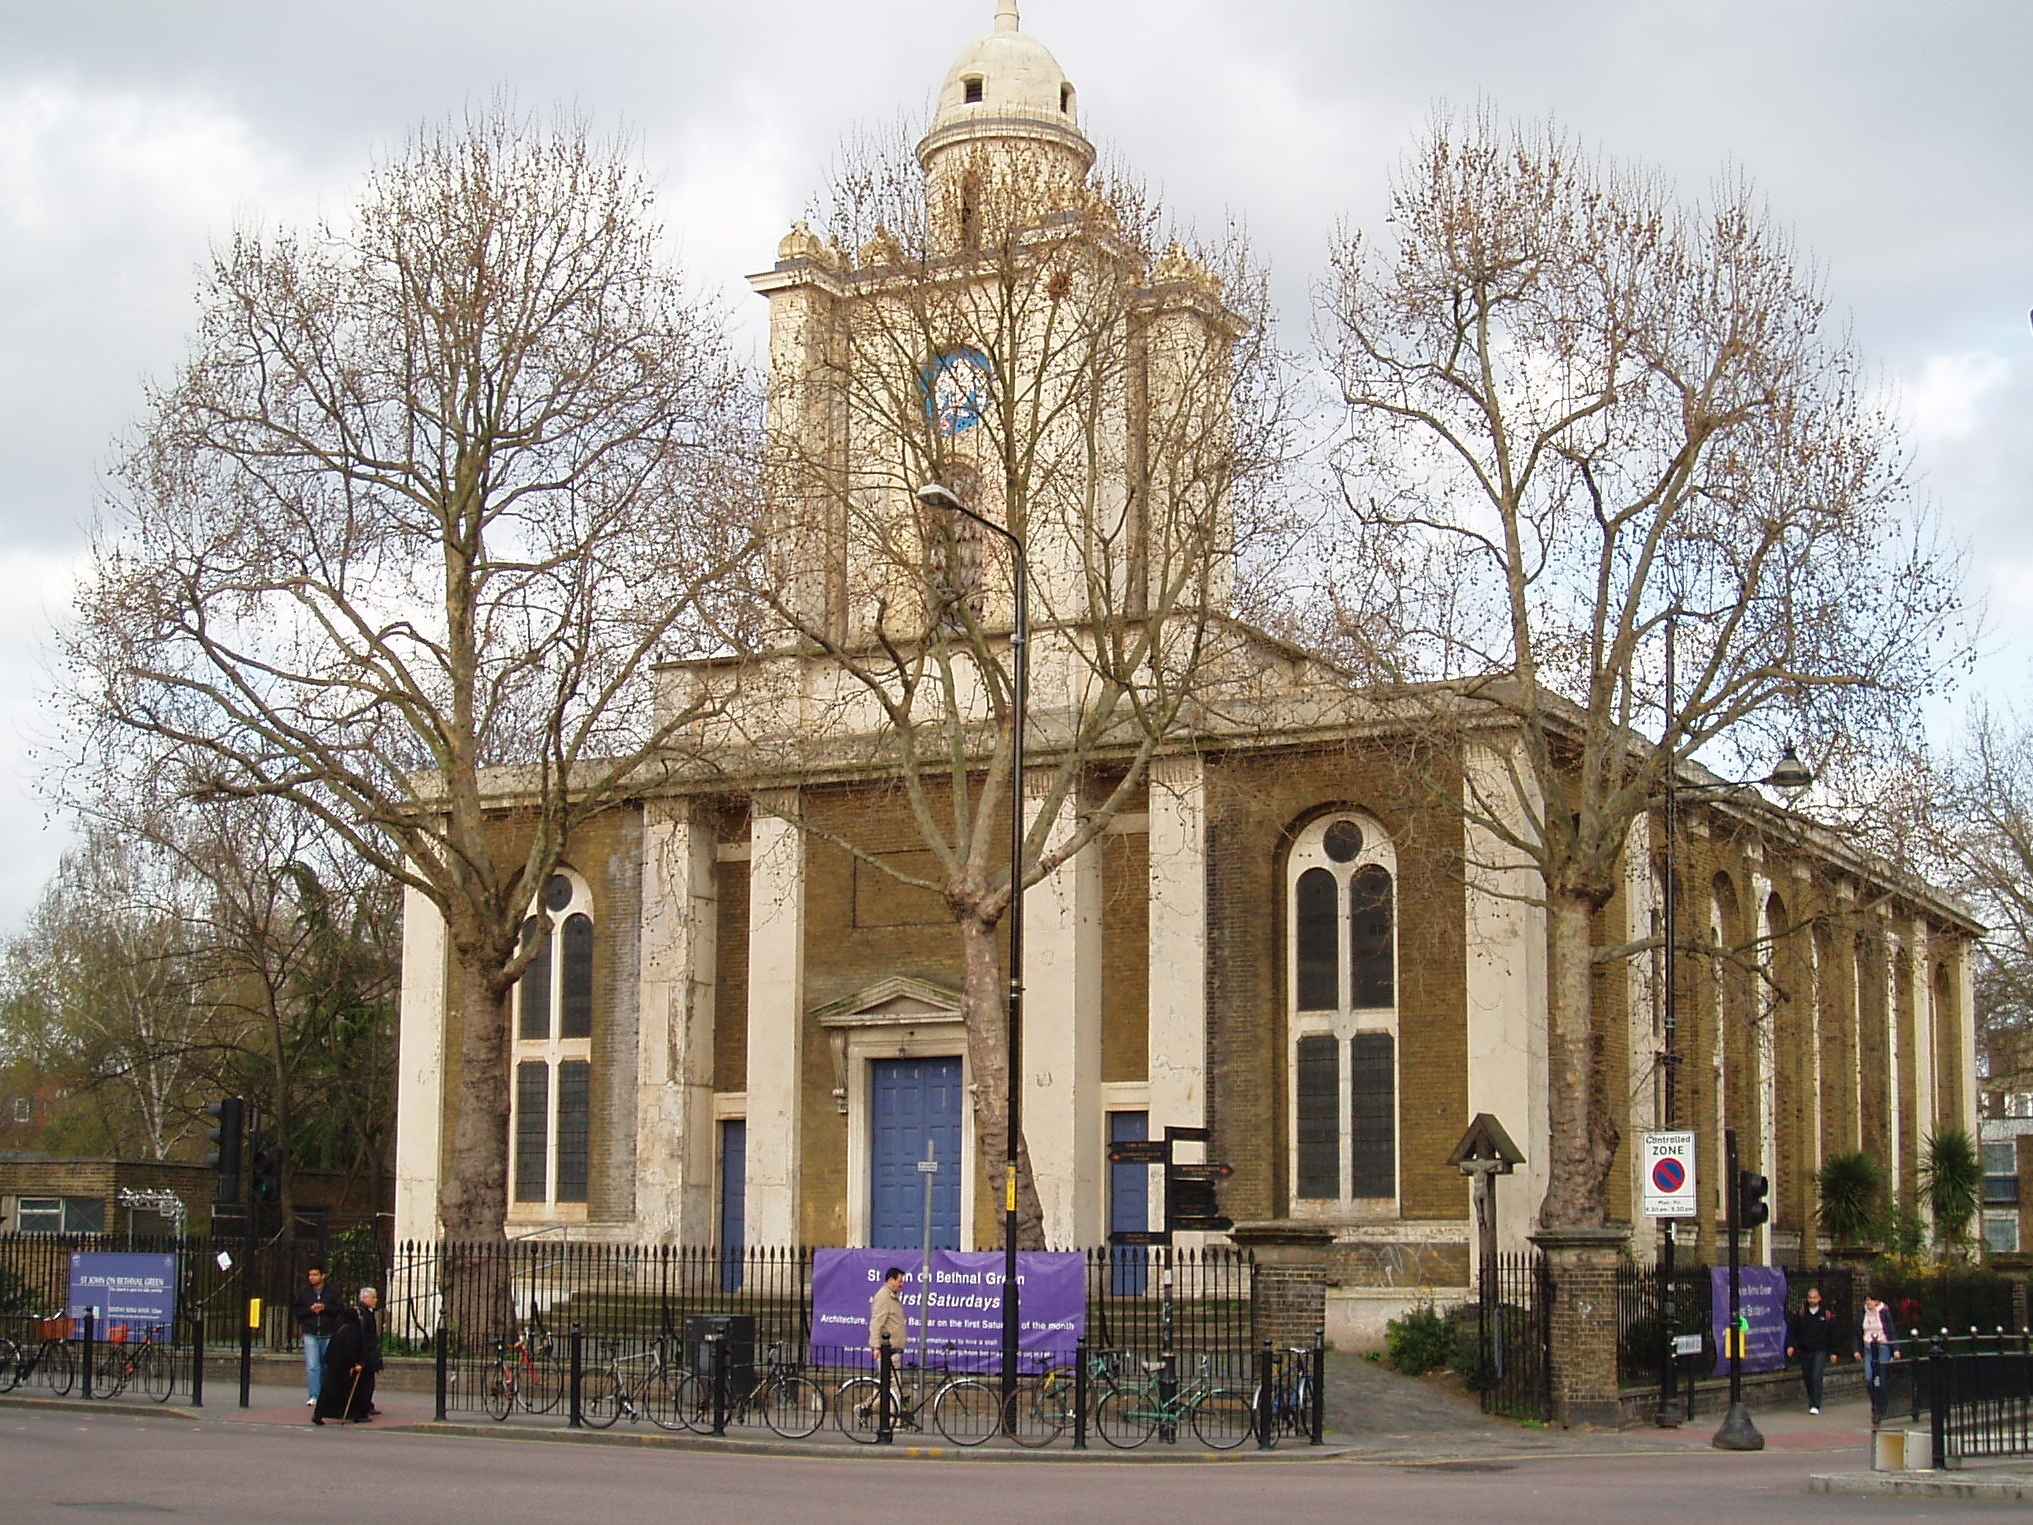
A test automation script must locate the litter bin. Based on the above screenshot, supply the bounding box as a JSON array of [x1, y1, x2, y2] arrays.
[[684, 1313, 756, 1383]]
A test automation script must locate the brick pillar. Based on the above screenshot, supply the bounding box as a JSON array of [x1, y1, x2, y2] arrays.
[[1533, 1226, 1628, 1427], [1232, 1222, 1334, 1348]]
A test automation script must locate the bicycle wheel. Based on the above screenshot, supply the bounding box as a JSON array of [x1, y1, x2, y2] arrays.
[[483, 1368, 515, 1421], [0, 1339, 19, 1395], [1247, 1383, 1280, 1449], [97, 1349, 132, 1400], [1008, 1371, 1069, 1448], [931, 1378, 999, 1447], [761, 1373, 826, 1439], [519, 1353, 564, 1413], [667, 1370, 715, 1432], [642, 1365, 688, 1432], [1190, 1388, 1253, 1450], [46, 1342, 75, 1397], [141, 1346, 175, 1403], [580, 1372, 624, 1428], [833, 1376, 885, 1444], [1092, 1385, 1155, 1448]]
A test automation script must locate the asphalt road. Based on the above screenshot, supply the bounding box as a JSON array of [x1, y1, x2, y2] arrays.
[[0, 1405, 2022, 1525]]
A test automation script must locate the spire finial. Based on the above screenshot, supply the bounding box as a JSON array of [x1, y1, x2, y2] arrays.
[[995, 0, 1020, 32]]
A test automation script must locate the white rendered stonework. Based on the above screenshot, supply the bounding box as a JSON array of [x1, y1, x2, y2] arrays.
[[393, 880, 447, 1243], [1023, 780, 1103, 1248], [744, 801, 807, 1244], [634, 801, 718, 1243]]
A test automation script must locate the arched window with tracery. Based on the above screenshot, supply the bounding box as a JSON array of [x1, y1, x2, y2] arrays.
[[1287, 812, 1399, 1209], [511, 870, 595, 1212]]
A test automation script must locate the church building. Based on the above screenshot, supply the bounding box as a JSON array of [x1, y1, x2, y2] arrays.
[[392, 2, 1981, 1345]]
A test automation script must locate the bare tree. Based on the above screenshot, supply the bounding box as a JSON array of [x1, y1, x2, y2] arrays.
[[700, 128, 1293, 1243], [1315, 110, 1961, 1232], [1923, 705, 2033, 1104], [0, 824, 209, 1160], [60, 104, 758, 1238]]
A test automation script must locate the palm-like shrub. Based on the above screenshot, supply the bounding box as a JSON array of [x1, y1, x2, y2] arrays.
[[1816, 1151, 1886, 1248], [1921, 1128, 1983, 1255]]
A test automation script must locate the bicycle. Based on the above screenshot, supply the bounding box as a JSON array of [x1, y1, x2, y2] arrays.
[[672, 1339, 826, 1438], [0, 1315, 77, 1397], [89, 1322, 176, 1403], [833, 1343, 1000, 1447], [1092, 1353, 1251, 1450], [481, 1326, 564, 1419], [1251, 1347, 1314, 1448], [1009, 1347, 1130, 1447], [581, 1335, 685, 1431]]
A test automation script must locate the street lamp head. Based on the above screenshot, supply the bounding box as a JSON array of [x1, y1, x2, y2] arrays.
[[916, 481, 965, 513], [1764, 742, 1814, 803]]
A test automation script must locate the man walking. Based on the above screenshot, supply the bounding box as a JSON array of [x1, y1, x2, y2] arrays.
[[1785, 1285, 1839, 1414], [865, 1267, 909, 1425], [291, 1266, 339, 1407]]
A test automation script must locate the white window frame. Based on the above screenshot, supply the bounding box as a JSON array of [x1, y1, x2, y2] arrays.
[[1286, 811, 1400, 1218], [508, 870, 595, 1222]]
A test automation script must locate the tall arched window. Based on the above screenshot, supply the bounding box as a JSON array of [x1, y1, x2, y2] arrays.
[[511, 870, 595, 1211], [1287, 812, 1399, 1209]]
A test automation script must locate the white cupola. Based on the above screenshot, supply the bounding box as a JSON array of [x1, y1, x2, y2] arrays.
[[916, 0, 1093, 183]]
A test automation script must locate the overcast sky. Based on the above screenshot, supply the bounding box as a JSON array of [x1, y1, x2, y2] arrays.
[[1, 0, 2026, 931]]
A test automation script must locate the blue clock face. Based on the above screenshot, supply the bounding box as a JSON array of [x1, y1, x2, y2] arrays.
[[925, 347, 990, 435]]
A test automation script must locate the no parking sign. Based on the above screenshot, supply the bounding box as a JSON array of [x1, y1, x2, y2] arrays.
[[1640, 1131, 1696, 1218]]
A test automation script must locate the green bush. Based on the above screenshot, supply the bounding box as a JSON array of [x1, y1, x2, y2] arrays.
[[1383, 1302, 1454, 1375], [1816, 1151, 1886, 1248], [1451, 1316, 1496, 1392]]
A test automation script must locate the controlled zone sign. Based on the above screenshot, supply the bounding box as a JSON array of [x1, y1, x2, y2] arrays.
[[1640, 1131, 1697, 1218]]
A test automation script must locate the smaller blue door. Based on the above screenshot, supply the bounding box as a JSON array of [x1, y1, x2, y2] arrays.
[[719, 1120, 746, 1291], [1109, 1111, 1150, 1294], [870, 1057, 963, 1249]]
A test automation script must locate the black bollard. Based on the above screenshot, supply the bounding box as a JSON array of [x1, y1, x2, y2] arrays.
[[433, 1319, 448, 1423], [568, 1325, 584, 1429], [190, 1311, 205, 1408]]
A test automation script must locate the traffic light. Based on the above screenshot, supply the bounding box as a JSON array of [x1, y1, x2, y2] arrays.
[[250, 1139, 284, 1204], [1736, 1169, 1770, 1230], [203, 1098, 245, 1204]]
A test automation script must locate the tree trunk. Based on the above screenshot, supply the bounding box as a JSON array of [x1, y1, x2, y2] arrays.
[[959, 913, 1047, 1249], [437, 946, 513, 1240], [1538, 889, 1620, 1231]]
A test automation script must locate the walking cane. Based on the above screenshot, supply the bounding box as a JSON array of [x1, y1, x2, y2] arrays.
[[343, 1366, 363, 1425]]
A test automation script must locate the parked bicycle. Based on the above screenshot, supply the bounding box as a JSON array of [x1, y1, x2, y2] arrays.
[[580, 1335, 685, 1431], [834, 1343, 1000, 1447], [1010, 1347, 1132, 1447], [1251, 1348, 1314, 1447], [0, 1315, 77, 1396], [1093, 1353, 1251, 1449], [481, 1326, 563, 1419], [89, 1322, 176, 1403], [673, 1339, 826, 1438]]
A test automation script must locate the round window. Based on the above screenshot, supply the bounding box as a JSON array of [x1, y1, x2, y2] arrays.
[[544, 874, 574, 912], [1323, 820, 1363, 862]]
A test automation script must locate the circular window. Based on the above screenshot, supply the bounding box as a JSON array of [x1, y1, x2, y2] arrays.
[[1323, 820, 1363, 862], [544, 874, 573, 912]]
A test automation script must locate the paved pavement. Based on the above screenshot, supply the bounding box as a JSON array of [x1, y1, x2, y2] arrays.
[[6, 1362, 2031, 1518]]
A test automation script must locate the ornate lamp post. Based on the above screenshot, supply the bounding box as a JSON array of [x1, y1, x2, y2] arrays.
[[916, 480, 1028, 1431]]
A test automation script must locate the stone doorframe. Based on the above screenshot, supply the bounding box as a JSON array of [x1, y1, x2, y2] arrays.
[[813, 976, 976, 1249]]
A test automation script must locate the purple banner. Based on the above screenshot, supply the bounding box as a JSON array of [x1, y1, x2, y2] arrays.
[[810, 1248, 1084, 1371], [1711, 1265, 1789, 1376]]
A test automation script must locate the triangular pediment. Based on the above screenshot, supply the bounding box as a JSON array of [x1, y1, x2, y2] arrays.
[[811, 975, 964, 1028]]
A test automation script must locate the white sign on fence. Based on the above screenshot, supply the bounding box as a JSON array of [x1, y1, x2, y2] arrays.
[[1640, 1130, 1697, 1218]]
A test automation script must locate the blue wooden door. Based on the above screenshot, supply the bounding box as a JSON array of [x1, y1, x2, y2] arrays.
[[1108, 1110, 1150, 1294], [870, 1057, 963, 1249], [719, 1120, 746, 1290]]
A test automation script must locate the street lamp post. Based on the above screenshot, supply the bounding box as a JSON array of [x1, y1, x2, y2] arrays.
[[1655, 615, 1813, 1449], [916, 480, 1027, 1432]]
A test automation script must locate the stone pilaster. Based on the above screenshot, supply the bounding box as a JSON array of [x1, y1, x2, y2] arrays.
[[745, 797, 806, 1245], [1533, 1225, 1629, 1427], [1232, 1222, 1334, 1348]]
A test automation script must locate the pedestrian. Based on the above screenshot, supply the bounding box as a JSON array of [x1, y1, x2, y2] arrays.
[[355, 1287, 386, 1418], [1785, 1285, 1840, 1413], [864, 1266, 910, 1425], [312, 1304, 373, 1425], [1856, 1293, 1902, 1424], [291, 1265, 339, 1408]]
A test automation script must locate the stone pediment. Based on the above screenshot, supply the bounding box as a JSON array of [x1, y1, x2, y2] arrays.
[[811, 975, 964, 1028]]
